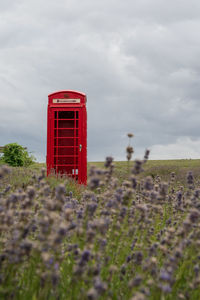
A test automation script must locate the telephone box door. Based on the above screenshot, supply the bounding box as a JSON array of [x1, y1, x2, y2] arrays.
[[50, 108, 82, 181]]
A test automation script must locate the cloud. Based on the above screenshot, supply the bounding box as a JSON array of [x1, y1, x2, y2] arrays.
[[0, 0, 200, 162], [150, 137, 200, 159]]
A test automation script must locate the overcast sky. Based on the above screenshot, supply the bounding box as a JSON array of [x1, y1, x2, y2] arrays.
[[0, 0, 200, 162]]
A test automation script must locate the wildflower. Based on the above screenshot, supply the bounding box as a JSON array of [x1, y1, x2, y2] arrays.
[[127, 133, 134, 138], [132, 160, 143, 175], [99, 238, 107, 249], [20, 240, 33, 256], [55, 184, 66, 201], [42, 185, 51, 197], [79, 250, 91, 266], [159, 183, 168, 199], [194, 264, 199, 275], [126, 255, 132, 263], [120, 207, 127, 218], [64, 208, 73, 221], [86, 202, 97, 216], [170, 172, 175, 183], [120, 264, 126, 275], [40, 272, 49, 288], [159, 269, 172, 282], [93, 277, 107, 295], [89, 177, 100, 189], [27, 186, 35, 200], [176, 191, 182, 203], [174, 248, 182, 259], [143, 149, 150, 162], [38, 168, 46, 182], [104, 156, 113, 168], [130, 176, 137, 189], [67, 221, 76, 231], [188, 209, 200, 223], [160, 283, 172, 293], [129, 274, 142, 287], [87, 287, 98, 300], [178, 293, 186, 299], [126, 146, 134, 161], [150, 257, 157, 266], [166, 218, 172, 225], [0, 165, 10, 179], [131, 292, 146, 300], [8, 193, 18, 205], [77, 210, 83, 219], [144, 176, 153, 191], [51, 272, 59, 286], [41, 252, 51, 263], [3, 184, 11, 194], [134, 251, 143, 265], [57, 224, 67, 237], [136, 204, 148, 214], [150, 191, 158, 201], [194, 189, 200, 198], [109, 265, 118, 275], [187, 171, 194, 186]]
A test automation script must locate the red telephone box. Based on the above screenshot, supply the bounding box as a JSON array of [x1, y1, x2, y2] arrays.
[[46, 90, 87, 184]]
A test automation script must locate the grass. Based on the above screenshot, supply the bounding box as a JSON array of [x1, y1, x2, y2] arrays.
[[90, 159, 200, 184], [0, 159, 200, 299], [2, 159, 199, 192]]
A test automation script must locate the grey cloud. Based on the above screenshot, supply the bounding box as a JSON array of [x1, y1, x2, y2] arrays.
[[0, 0, 200, 162]]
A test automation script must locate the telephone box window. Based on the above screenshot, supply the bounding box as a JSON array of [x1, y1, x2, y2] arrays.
[[58, 111, 74, 119]]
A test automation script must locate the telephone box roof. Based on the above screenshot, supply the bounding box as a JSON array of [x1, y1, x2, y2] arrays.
[[48, 90, 86, 97]]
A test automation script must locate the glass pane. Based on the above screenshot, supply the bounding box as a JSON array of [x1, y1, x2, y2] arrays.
[[58, 138, 77, 147], [57, 166, 73, 175], [58, 129, 74, 138], [57, 147, 78, 156], [58, 111, 74, 119], [55, 157, 77, 165], [58, 120, 74, 128]]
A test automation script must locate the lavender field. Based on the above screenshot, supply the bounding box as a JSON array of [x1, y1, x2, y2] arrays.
[[0, 155, 200, 299]]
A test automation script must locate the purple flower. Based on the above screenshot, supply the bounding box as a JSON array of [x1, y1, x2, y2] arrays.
[[160, 284, 172, 293], [189, 209, 200, 223], [93, 277, 107, 294], [187, 171, 194, 185], [132, 160, 143, 175], [79, 250, 91, 266], [86, 202, 97, 216], [159, 269, 171, 282], [104, 156, 113, 168]]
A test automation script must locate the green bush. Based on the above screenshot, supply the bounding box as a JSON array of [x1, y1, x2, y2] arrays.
[[2, 143, 35, 167]]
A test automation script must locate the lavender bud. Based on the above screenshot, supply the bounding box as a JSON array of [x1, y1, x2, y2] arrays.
[[104, 156, 113, 168]]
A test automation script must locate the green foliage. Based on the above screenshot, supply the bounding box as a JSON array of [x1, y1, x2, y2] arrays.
[[2, 143, 35, 167]]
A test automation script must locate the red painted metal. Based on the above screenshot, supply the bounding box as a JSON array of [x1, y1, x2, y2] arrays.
[[46, 90, 87, 185]]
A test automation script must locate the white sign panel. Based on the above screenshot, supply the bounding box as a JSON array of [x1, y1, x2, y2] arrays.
[[53, 99, 80, 103]]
